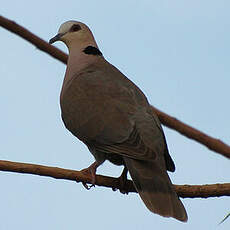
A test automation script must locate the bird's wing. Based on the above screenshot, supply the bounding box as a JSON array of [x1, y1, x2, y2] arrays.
[[150, 110, 175, 172], [83, 61, 175, 170], [63, 60, 174, 169]]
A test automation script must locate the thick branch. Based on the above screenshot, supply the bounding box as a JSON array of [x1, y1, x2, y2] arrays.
[[0, 160, 229, 198], [1, 15, 230, 159]]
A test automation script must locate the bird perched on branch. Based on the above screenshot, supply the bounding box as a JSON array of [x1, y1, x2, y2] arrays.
[[49, 21, 187, 222]]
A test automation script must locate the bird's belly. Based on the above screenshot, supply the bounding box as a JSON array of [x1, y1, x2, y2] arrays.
[[60, 93, 103, 142], [61, 91, 125, 166], [106, 152, 124, 165], [60, 92, 128, 145], [60, 74, 135, 145]]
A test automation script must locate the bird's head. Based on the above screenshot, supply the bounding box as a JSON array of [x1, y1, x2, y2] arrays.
[[49, 21, 98, 49]]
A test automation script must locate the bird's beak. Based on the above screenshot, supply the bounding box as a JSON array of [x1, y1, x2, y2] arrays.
[[49, 33, 64, 44]]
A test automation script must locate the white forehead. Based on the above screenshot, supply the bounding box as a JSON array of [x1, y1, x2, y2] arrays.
[[58, 20, 85, 34]]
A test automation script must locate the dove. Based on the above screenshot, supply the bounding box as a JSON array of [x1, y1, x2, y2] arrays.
[[49, 21, 188, 222]]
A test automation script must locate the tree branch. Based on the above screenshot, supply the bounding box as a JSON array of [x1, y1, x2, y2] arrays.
[[152, 107, 230, 159], [0, 15, 67, 64], [0, 14, 230, 160], [0, 160, 229, 198]]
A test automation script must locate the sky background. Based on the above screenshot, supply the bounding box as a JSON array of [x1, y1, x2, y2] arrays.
[[1, 0, 230, 229]]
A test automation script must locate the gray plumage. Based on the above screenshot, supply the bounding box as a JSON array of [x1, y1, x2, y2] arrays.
[[49, 21, 188, 222]]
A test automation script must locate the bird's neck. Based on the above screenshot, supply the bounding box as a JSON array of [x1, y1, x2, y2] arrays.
[[63, 43, 100, 88]]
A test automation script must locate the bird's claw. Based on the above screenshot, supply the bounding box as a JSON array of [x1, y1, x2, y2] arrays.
[[77, 161, 99, 190], [112, 166, 129, 194], [82, 182, 95, 190]]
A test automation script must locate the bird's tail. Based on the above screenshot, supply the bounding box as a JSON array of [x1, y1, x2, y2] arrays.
[[123, 157, 188, 222]]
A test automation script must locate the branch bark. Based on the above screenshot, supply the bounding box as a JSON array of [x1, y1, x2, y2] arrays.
[[0, 160, 229, 198], [152, 107, 230, 159], [1, 15, 229, 159], [0, 15, 67, 64]]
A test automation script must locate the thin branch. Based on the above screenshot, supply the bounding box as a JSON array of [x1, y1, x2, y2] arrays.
[[0, 160, 229, 198], [0, 15, 230, 159], [0, 15, 67, 64], [152, 107, 230, 159]]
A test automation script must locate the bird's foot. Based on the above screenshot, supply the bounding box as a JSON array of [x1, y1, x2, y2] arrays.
[[78, 161, 99, 190], [112, 166, 129, 194]]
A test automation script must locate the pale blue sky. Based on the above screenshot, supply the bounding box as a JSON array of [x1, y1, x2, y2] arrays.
[[1, 1, 230, 229]]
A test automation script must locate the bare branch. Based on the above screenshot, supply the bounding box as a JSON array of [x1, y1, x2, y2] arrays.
[[0, 15, 230, 159], [0, 160, 229, 198], [152, 107, 230, 159], [0, 15, 67, 64]]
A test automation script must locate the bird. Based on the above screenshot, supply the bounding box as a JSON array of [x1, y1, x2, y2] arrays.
[[49, 20, 188, 222]]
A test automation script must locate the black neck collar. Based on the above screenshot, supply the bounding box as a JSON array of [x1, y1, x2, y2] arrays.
[[83, 46, 102, 56]]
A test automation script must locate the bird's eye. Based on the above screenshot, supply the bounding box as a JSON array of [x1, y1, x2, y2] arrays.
[[70, 24, 82, 32]]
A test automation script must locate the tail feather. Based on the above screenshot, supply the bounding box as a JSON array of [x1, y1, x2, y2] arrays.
[[124, 157, 188, 222]]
